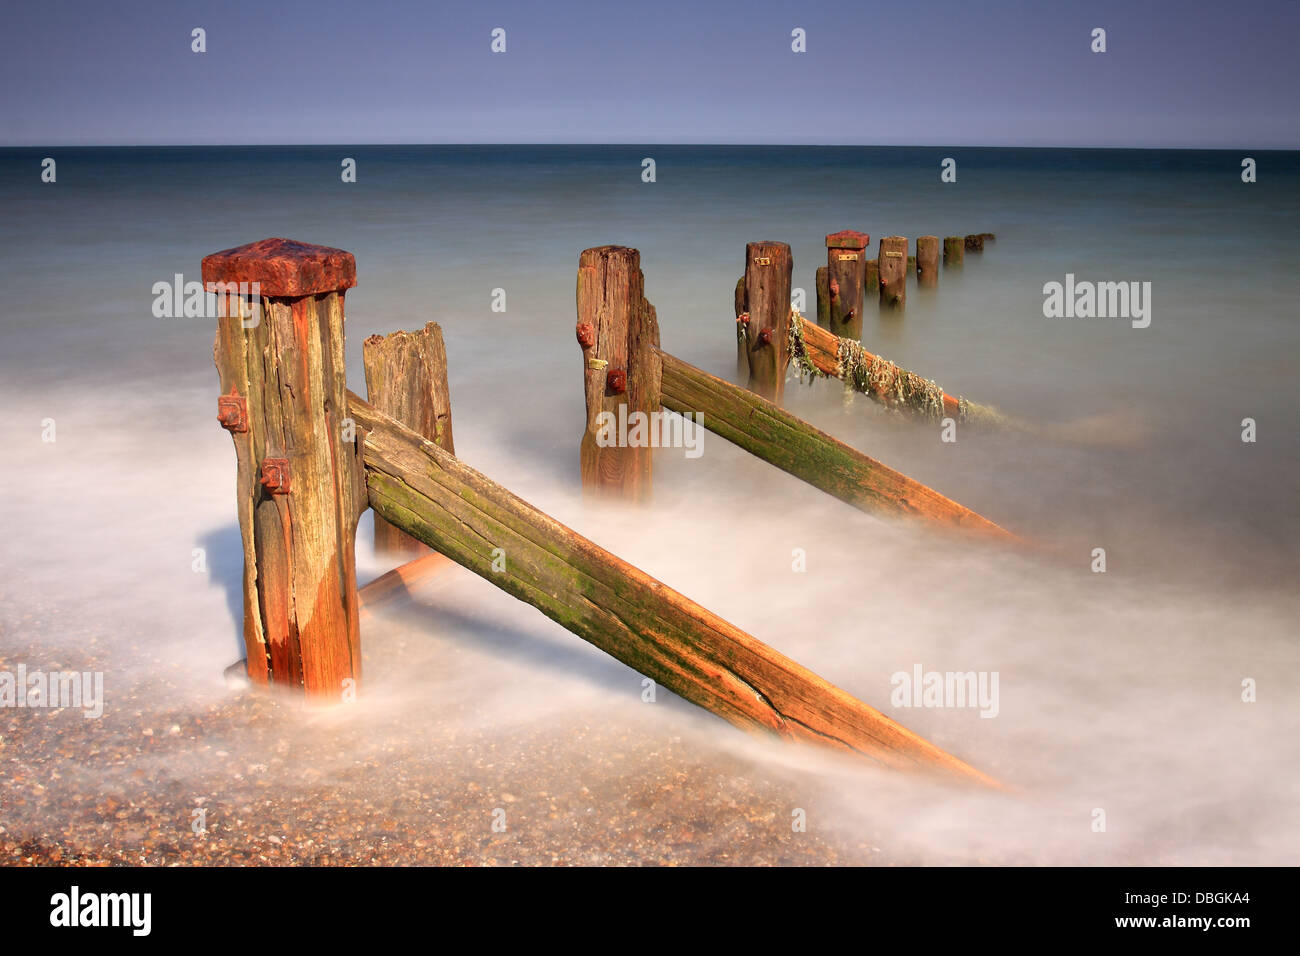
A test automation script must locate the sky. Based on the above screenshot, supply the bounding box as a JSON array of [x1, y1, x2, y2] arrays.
[[1, 0, 1297, 148]]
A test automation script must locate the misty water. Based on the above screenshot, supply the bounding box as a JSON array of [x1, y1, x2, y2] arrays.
[[1, 147, 1297, 863]]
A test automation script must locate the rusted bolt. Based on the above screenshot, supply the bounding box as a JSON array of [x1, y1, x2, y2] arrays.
[[829, 278, 840, 300], [606, 367, 627, 394], [259, 458, 291, 495], [736, 312, 750, 327], [575, 322, 596, 349], [757, 328, 773, 346], [216, 391, 249, 434]]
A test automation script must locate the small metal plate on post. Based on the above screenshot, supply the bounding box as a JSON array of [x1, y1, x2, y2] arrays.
[[837, 253, 859, 261], [753, 256, 772, 266], [259, 458, 291, 495], [217, 392, 249, 434], [884, 251, 904, 258]]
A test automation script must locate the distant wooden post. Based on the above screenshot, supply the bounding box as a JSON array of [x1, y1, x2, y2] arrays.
[[743, 241, 792, 403], [734, 275, 749, 379], [878, 236, 908, 309], [916, 236, 939, 287], [864, 258, 879, 303], [577, 246, 662, 501], [363, 322, 455, 557], [814, 267, 830, 328], [206, 238, 364, 701], [944, 236, 965, 269], [964, 233, 985, 253], [824, 230, 869, 340]]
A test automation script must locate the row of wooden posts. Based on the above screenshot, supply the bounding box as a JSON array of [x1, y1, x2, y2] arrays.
[[813, 231, 993, 337], [206, 236, 1008, 788], [732, 233, 1001, 425]]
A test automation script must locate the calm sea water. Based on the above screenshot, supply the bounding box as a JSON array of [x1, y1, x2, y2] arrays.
[[2, 147, 1297, 863]]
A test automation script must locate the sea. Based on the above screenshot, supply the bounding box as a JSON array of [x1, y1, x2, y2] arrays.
[[1, 145, 1297, 864]]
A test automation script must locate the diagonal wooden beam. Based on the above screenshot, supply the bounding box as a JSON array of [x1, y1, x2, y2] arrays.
[[347, 391, 1002, 788], [791, 313, 1012, 425], [657, 349, 1018, 541]]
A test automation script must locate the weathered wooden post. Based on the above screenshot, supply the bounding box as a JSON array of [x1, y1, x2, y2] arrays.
[[916, 235, 939, 287], [734, 275, 749, 379], [814, 267, 830, 328], [577, 246, 661, 501], [206, 238, 364, 700], [878, 236, 908, 309], [742, 241, 793, 402], [363, 322, 455, 557], [823, 230, 869, 340], [964, 233, 985, 253], [944, 235, 965, 269], [864, 257, 879, 302]]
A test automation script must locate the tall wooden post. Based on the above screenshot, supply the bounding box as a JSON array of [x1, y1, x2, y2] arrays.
[[824, 230, 869, 340], [577, 246, 661, 501], [944, 235, 965, 269], [916, 235, 939, 287], [363, 322, 455, 557], [743, 241, 792, 403], [206, 238, 364, 701], [878, 236, 908, 309]]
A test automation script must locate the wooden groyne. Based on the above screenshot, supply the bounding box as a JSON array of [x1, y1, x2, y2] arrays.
[[579, 246, 1013, 535], [205, 236, 1002, 787]]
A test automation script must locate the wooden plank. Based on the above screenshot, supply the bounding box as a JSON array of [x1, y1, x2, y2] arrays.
[[363, 322, 455, 557], [792, 313, 966, 417], [347, 391, 1001, 786], [657, 349, 1016, 539], [358, 552, 456, 609]]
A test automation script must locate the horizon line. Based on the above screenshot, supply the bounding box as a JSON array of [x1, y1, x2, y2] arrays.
[[2, 142, 1295, 151]]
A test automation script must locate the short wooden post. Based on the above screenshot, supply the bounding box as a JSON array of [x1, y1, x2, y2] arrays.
[[878, 236, 908, 309], [205, 238, 364, 701], [577, 246, 661, 501], [734, 275, 749, 379], [944, 236, 965, 269], [964, 233, 985, 253], [814, 266, 830, 328], [743, 241, 792, 403], [864, 257, 879, 302], [363, 322, 455, 557], [824, 230, 869, 340], [916, 235, 939, 287]]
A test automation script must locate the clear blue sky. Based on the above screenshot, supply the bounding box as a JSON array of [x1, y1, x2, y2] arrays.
[[2, 0, 1296, 147]]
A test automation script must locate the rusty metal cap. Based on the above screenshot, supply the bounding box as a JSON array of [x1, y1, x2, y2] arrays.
[[826, 230, 870, 250]]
